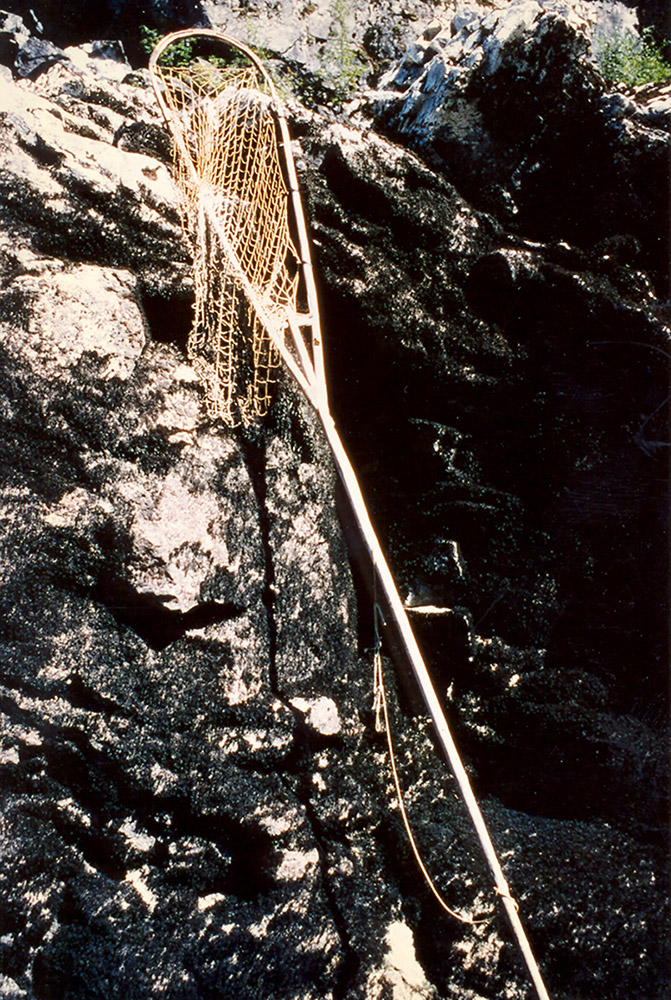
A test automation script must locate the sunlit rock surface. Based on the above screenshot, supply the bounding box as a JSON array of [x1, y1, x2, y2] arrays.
[[0, 5, 668, 1000], [369, 0, 670, 287]]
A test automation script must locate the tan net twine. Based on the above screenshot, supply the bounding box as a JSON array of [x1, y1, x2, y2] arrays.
[[155, 58, 300, 426]]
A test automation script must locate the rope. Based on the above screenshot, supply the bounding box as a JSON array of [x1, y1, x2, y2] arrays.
[[495, 887, 520, 912], [372, 585, 494, 926]]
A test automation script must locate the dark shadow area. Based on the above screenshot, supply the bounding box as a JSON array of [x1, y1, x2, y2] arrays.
[[141, 288, 194, 349], [95, 577, 243, 651], [1, 1, 209, 66]]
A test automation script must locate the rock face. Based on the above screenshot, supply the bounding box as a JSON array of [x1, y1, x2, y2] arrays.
[[0, 6, 668, 1000], [371, 0, 670, 289], [203, 0, 441, 81]]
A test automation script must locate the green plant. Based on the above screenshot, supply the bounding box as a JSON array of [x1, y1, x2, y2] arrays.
[[318, 0, 366, 103], [140, 25, 275, 73], [596, 28, 671, 88], [139, 25, 195, 66]]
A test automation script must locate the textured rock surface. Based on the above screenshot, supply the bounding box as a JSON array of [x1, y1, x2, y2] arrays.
[[0, 5, 668, 1000], [203, 0, 441, 79], [369, 0, 670, 289]]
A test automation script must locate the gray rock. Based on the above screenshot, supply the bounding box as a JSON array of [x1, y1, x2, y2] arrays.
[[203, 0, 443, 86], [369, 0, 671, 288], [12, 34, 65, 77], [0, 12, 668, 1000], [63, 40, 132, 83]]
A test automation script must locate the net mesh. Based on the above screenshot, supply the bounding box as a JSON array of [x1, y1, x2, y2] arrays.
[[154, 57, 300, 426]]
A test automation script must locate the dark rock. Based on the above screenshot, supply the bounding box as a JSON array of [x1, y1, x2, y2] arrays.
[[0, 13, 668, 1000], [0, 10, 28, 67], [371, 0, 671, 295], [13, 34, 64, 77], [362, 19, 406, 67], [0, 0, 210, 65], [0, 11, 67, 78], [297, 77, 670, 950], [623, 0, 671, 47]]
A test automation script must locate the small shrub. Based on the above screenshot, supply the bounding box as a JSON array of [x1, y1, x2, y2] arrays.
[[139, 26, 270, 73], [139, 25, 195, 66], [318, 0, 366, 103], [596, 28, 671, 88]]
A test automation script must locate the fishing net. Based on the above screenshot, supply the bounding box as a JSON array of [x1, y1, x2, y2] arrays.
[[149, 34, 552, 999], [152, 55, 300, 426]]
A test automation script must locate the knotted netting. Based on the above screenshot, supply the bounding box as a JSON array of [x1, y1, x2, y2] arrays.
[[153, 55, 301, 426]]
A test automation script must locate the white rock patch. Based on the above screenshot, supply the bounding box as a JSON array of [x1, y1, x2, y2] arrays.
[[119, 818, 156, 853], [290, 696, 341, 736], [367, 920, 436, 999], [125, 868, 157, 912], [118, 439, 248, 613], [197, 892, 226, 912], [275, 848, 319, 881], [2, 264, 146, 380]]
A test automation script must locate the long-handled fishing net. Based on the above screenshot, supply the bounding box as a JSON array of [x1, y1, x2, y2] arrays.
[[149, 30, 552, 1000]]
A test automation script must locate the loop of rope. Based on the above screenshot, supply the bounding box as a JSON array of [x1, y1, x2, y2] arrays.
[[372, 578, 494, 927], [495, 887, 520, 912]]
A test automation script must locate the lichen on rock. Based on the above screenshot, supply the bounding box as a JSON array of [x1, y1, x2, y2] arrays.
[[0, 4, 668, 1000]]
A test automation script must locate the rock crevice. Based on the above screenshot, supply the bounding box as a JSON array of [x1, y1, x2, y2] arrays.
[[0, 5, 668, 1000]]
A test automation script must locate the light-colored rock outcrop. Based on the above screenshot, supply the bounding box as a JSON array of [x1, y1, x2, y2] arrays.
[[0, 6, 668, 1000]]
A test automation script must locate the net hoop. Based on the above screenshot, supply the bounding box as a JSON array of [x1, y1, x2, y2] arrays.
[[149, 29, 327, 425]]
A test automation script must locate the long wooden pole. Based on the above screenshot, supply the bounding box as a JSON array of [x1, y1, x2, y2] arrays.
[[317, 408, 551, 1000], [149, 33, 551, 1000]]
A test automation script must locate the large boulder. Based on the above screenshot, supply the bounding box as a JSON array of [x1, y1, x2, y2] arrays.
[[0, 8, 668, 1000], [370, 0, 671, 291]]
